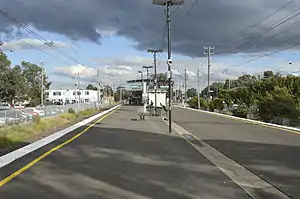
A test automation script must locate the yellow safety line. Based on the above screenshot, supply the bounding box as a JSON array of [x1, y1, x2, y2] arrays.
[[0, 107, 120, 188]]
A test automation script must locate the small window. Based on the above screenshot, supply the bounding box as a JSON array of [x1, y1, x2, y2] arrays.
[[85, 91, 89, 95], [53, 91, 61, 96], [77, 91, 81, 95], [73, 91, 76, 95], [85, 99, 89, 102]]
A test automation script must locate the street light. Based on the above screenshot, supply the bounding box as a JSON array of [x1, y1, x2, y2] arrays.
[[142, 65, 153, 80], [152, 0, 185, 133], [138, 70, 143, 81]]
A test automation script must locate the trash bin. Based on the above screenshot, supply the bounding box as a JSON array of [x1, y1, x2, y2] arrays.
[[150, 107, 155, 116], [155, 107, 162, 116]]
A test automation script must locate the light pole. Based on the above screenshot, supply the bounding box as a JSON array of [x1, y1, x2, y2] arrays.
[[40, 62, 44, 106], [197, 66, 200, 110], [143, 65, 153, 81], [147, 49, 163, 116], [153, 0, 185, 133], [204, 46, 215, 100], [143, 65, 153, 104], [138, 71, 144, 105], [138, 70, 144, 83]]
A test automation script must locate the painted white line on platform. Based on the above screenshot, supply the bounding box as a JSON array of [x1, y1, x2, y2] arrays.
[[0, 104, 121, 168]]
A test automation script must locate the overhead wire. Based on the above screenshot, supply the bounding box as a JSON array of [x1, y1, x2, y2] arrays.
[[233, 35, 300, 68], [260, 20, 300, 46], [13, 0, 81, 56], [17, 39, 74, 65], [0, 8, 84, 66], [185, 0, 200, 16], [232, 6, 300, 54], [240, 0, 294, 33]]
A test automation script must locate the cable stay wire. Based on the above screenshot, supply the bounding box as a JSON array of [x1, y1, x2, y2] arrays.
[[0, 8, 84, 66]]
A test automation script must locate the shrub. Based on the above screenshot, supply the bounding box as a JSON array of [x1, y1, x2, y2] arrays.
[[187, 96, 198, 108], [33, 116, 41, 123], [232, 105, 248, 118], [200, 98, 209, 109], [68, 108, 76, 114], [188, 97, 209, 110], [212, 98, 224, 110], [60, 113, 76, 120]]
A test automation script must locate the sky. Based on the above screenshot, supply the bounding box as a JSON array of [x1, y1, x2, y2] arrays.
[[1, 0, 300, 91]]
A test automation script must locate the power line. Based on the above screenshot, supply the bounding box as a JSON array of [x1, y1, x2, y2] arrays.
[[12, 0, 80, 56], [16, 38, 74, 65], [233, 37, 300, 68], [186, 0, 200, 16], [241, 0, 293, 33], [259, 20, 300, 46], [0, 8, 84, 66], [231, 4, 300, 54]]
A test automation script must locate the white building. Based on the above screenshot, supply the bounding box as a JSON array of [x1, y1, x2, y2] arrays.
[[46, 89, 100, 104]]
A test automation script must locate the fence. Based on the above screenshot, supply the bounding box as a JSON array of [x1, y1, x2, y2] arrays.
[[0, 102, 114, 127]]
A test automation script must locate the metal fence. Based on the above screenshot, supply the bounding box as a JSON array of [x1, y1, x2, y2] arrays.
[[0, 102, 114, 127]]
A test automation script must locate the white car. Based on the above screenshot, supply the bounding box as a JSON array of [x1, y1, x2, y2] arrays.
[[0, 102, 11, 110], [25, 108, 46, 117], [13, 104, 26, 109]]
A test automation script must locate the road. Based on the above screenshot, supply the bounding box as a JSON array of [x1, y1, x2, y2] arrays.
[[172, 106, 300, 199], [0, 105, 298, 198], [0, 105, 252, 199]]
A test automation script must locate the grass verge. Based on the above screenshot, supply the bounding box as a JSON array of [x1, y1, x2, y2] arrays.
[[0, 108, 101, 148]]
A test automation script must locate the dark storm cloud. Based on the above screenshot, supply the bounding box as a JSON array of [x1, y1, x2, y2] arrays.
[[0, 0, 299, 56]]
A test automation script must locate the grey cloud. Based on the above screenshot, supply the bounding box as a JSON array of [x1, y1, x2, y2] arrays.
[[2, 0, 298, 56]]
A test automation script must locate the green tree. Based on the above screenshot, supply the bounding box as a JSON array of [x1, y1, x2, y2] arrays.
[[0, 52, 12, 102], [259, 87, 299, 121], [9, 65, 28, 103], [157, 73, 167, 81], [21, 61, 51, 106], [263, 70, 274, 79], [86, 84, 98, 90], [187, 88, 197, 98]]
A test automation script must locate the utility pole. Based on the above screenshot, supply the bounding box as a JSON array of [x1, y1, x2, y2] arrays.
[[143, 65, 153, 104], [40, 62, 44, 106], [74, 75, 77, 103], [147, 49, 163, 115], [113, 81, 115, 102], [153, 0, 185, 133], [204, 46, 215, 101], [120, 87, 122, 103], [184, 68, 187, 107], [97, 69, 100, 103], [77, 72, 80, 103], [197, 66, 200, 109]]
